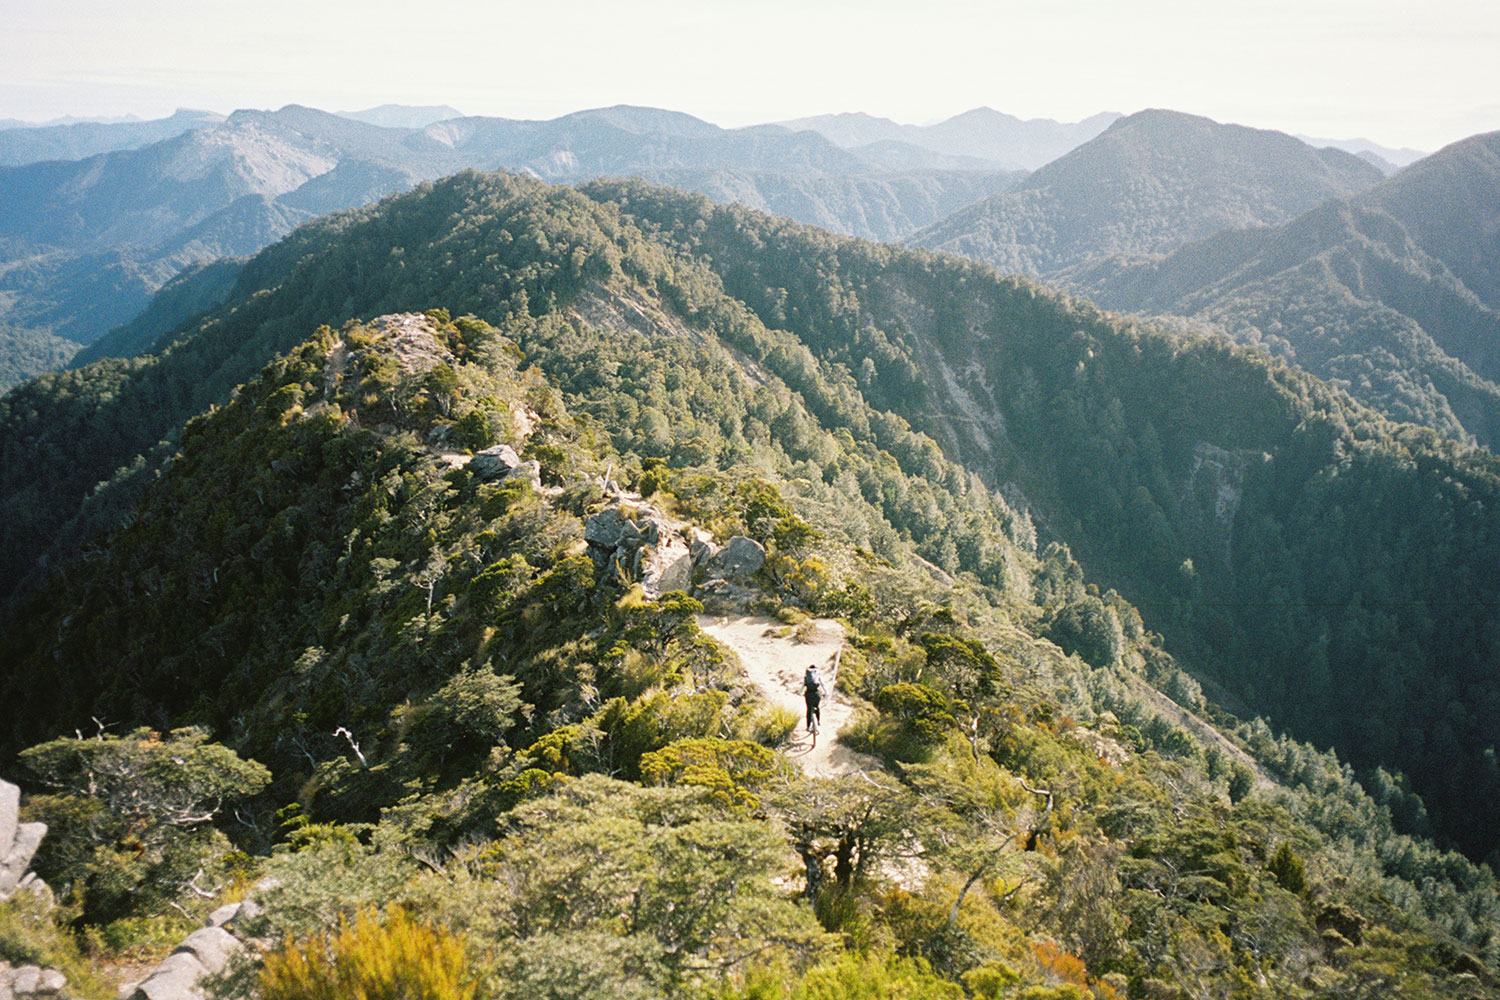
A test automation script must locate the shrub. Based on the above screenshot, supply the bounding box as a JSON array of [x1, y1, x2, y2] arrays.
[[260, 905, 479, 1000], [640, 738, 778, 808]]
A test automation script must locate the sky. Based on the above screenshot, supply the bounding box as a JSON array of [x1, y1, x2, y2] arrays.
[[2, 0, 1497, 152]]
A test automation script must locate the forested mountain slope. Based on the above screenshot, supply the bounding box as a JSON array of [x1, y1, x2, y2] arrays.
[[908, 109, 1383, 276], [6, 172, 1500, 877], [2, 177, 1497, 997], [1068, 130, 1500, 445]]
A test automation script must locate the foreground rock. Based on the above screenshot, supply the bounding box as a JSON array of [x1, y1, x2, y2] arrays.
[[0, 780, 46, 901], [124, 899, 263, 1000]]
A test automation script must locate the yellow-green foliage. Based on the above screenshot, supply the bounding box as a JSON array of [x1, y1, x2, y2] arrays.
[[751, 704, 800, 747], [794, 951, 964, 999], [260, 905, 479, 1000], [639, 737, 778, 807]]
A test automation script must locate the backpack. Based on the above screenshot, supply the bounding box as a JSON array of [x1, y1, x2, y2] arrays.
[[804, 668, 821, 696]]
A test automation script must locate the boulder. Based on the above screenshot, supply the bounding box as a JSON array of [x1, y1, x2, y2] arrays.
[[691, 538, 720, 566], [204, 902, 241, 928], [0, 781, 17, 863], [505, 460, 542, 489], [710, 536, 765, 579], [641, 537, 694, 599], [130, 952, 207, 1000], [0, 823, 46, 898], [222, 898, 263, 934], [8, 966, 65, 998], [469, 444, 521, 480], [14, 873, 53, 910], [172, 926, 240, 976], [584, 508, 629, 551]]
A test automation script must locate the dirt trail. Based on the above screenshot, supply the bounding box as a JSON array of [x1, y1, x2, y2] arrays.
[[697, 615, 882, 778]]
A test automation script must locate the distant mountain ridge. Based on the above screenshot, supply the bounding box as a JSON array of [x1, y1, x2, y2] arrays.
[[778, 107, 1121, 169], [0, 102, 1028, 384], [334, 103, 464, 129], [0, 108, 224, 167], [1069, 128, 1500, 445], [908, 108, 1385, 275]]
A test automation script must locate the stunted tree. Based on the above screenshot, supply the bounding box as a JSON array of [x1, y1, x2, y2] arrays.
[[766, 772, 920, 899], [20, 726, 270, 922]]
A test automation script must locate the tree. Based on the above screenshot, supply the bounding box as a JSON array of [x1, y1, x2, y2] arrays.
[[20, 727, 270, 922]]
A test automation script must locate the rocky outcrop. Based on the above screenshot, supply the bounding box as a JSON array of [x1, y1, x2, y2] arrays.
[[0, 781, 45, 902], [123, 898, 262, 1000], [469, 443, 521, 479], [1, 781, 67, 999], [0, 963, 69, 999], [707, 536, 765, 580], [584, 503, 695, 598]]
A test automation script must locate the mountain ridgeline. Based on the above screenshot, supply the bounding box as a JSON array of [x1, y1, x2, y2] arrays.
[[0, 103, 1027, 389], [904, 108, 1500, 448], [908, 109, 1384, 276], [5, 171, 1500, 878], [3, 170, 1500, 997], [1069, 129, 1500, 447]]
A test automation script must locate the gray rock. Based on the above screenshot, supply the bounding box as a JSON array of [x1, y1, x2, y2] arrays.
[[11, 967, 65, 997], [505, 459, 541, 489], [0, 781, 17, 862], [584, 508, 628, 550], [204, 902, 240, 928], [172, 926, 240, 975], [691, 539, 721, 566], [222, 898, 263, 935], [711, 536, 766, 579], [0, 823, 46, 897], [641, 537, 694, 599], [130, 953, 207, 1000], [7, 969, 39, 996], [469, 444, 521, 480]]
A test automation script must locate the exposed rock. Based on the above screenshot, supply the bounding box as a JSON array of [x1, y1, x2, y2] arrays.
[[1, 960, 70, 999], [129, 952, 207, 1000], [641, 536, 693, 598], [0, 823, 46, 898], [222, 898, 263, 935], [505, 459, 542, 489], [710, 536, 765, 579], [0, 782, 16, 863], [14, 873, 53, 910], [469, 443, 521, 480], [584, 508, 629, 551], [691, 538, 721, 566], [172, 926, 241, 976], [205, 902, 241, 928]]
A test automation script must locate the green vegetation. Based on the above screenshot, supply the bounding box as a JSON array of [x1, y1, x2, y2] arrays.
[[0, 171, 1498, 995], [1069, 131, 1500, 448], [0, 322, 79, 392]]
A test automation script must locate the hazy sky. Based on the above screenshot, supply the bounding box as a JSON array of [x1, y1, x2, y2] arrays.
[[3, 0, 1497, 151]]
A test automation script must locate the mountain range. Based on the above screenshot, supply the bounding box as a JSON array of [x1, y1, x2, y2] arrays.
[[7, 168, 1500, 868], [901, 109, 1500, 447], [3, 169, 1499, 996], [778, 107, 1123, 170], [0, 103, 1033, 389], [1062, 130, 1500, 446], [908, 109, 1386, 274], [0, 108, 225, 166]]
